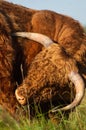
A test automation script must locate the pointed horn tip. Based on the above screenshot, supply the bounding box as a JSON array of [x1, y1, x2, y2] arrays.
[[12, 32, 21, 36], [50, 71, 85, 112]]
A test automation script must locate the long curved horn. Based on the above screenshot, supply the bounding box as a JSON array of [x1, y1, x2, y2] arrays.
[[51, 71, 85, 112], [13, 32, 85, 112], [12, 32, 53, 47]]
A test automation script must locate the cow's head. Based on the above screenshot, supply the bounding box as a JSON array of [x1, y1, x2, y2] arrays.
[[13, 32, 85, 112]]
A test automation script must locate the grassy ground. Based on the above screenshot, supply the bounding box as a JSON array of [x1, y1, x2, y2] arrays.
[[0, 89, 86, 130]]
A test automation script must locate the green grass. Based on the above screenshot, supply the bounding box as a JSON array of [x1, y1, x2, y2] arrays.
[[0, 104, 86, 130], [0, 90, 86, 130]]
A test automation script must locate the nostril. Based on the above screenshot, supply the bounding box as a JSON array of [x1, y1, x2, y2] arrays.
[[15, 89, 27, 105], [18, 97, 25, 101]]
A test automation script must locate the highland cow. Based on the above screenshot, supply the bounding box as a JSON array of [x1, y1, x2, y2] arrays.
[[14, 32, 85, 115], [0, 0, 86, 118]]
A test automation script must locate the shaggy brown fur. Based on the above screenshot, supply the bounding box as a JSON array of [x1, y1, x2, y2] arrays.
[[15, 44, 79, 115], [0, 0, 86, 118], [0, 12, 21, 118], [0, 1, 86, 78], [0, 2, 30, 119]]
